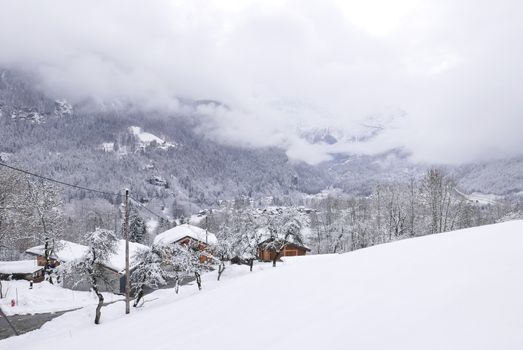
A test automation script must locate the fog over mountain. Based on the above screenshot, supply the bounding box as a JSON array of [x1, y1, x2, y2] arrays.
[[1, 0, 522, 166]]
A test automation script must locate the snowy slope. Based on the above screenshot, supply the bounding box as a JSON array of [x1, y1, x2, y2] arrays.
[[3, 221, 523, 349]]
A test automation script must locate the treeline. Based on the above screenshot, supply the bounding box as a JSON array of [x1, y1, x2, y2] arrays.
[[0, 164, 519, 263], [208, 168, 517, 255]]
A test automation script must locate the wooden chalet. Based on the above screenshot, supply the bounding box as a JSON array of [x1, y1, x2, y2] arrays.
[[257, 238, 311, 262], [154, 224, 217, 263]]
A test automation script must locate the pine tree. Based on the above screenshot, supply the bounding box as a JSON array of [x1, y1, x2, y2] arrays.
[[129, 208, 147, 243]]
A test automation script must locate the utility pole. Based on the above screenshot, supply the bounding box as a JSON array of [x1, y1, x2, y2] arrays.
[[124, 189, 130, 315]]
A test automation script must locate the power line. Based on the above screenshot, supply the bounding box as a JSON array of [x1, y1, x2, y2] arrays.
[[0, 161, 120, 197], [129, 195, 171, 222], [0, 161, 171, 221]]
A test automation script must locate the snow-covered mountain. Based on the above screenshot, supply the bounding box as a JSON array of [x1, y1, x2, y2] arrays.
[[298, 109, 406, 145], [0, 68, 521, 210]]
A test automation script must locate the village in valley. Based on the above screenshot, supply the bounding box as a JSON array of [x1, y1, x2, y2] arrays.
[[0, 186, 316, 334]]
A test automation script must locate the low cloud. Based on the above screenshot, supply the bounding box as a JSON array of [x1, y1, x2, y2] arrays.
[[0, 0, 522, 164]]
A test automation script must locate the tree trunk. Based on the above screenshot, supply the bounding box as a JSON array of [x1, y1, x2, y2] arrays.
[[133, 287, 144, 307], [217, 262, 225, 281], [92, 284, 104, 325], [195, 272, 202, 290], [272, 251, 281, 267], [174, 276, 180, 294], [43, 238, 50, 282]]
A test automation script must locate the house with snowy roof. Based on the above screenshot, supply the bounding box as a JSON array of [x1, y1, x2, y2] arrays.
[[26, 240, 89, 268], [257, 237, 311, 262], [0, 260, 44, 282], [26, 239, 148, 294], [255, 223, 311, 262], [154, 224, 217, 247], [154, 224, 217, 263]]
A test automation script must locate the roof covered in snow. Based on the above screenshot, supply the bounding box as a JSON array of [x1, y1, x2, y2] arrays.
[[154, 224, 217, 246], [0, 260, 43, 274], [26, 239, 148, 274], [258, 237, 311, 251], [256, 226, 311, 251], [105, 240, 148, 273], [26, 240, 89, 262]]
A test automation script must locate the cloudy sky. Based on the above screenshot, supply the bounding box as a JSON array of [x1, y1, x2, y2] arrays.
[[0, 0, 522, 164]]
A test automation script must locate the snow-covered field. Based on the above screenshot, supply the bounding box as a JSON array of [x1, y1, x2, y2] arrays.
[[456, 189, 501, 205], [2, 221, 523, 349], [0, 281, 121, 316]]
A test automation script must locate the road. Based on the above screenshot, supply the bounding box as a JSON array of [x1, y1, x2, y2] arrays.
[[0, 310, 70, 340]]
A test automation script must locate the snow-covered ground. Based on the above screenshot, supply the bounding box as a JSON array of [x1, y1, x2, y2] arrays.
[[0, 281, 121, 316], [456, 189, 501, 205], [2, 220, 523, 349]]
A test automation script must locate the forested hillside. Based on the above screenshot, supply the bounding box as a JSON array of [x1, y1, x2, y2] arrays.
[[0, 70, 330, 214]]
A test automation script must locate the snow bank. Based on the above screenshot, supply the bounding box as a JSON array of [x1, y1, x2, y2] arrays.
[[3, 221, 523, 349]]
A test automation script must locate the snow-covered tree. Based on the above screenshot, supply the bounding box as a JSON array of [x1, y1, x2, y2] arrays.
[[131, 244, 172, 306], [168, 243, 210, 292], [68, 228, 117, 324], [262, 207, 307, 267], [420, 169, 464, 234], [0, 168, 29, 249], [129, 207, 147, 243], [25, 178, 65, 283]]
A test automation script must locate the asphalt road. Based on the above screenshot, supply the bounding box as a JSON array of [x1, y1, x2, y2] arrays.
[[0, 310, 70, 340]]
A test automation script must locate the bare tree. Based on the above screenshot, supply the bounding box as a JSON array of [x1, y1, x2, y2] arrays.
[[420, 169, 463, 234], [25, 179, 65, 283]]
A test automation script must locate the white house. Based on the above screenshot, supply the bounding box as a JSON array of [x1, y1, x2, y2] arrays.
[[26, 239, 148, 294]]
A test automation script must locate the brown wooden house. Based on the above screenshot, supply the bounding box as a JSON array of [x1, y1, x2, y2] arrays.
[[257, 238, 310, 262], [154, 224, 218, 263]]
